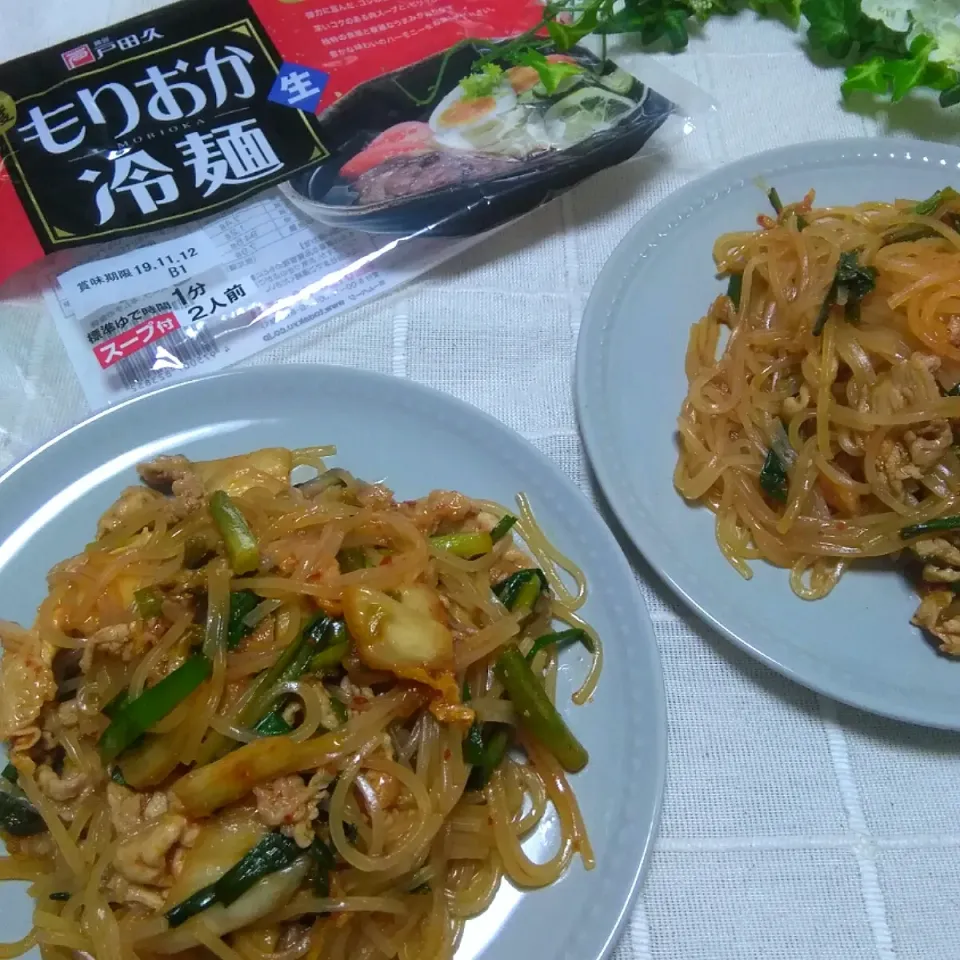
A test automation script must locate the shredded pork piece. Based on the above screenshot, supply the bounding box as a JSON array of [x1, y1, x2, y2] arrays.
[[107, 782, 174, 837], [339, 676, 374, 715], [254, 775, 323, 848], [108, 782, 145, 836], [80, 623, 133, 672], [877, 436, 923, 498], [80, 621, 160, 674], [949, 316, 960, 349], [909, 536, 960, 584], [54, 699, 80, 728], [144, 792, 170, 821], [113, 813, 187, 886], [357, 761, 402, 814], [355, 482, 396, 511], [870, 353, 942, 415], [5, 832, 55, 860], [400, 490, 476, 535], [107, 874, 167, 911], [137, 455, 206, 518], [912, 589, 960, 656], [169, 822, 201, 880], [913, 351, 941, 374], [266, 540, 339, 584], [36, 763, 89, 803], [904, 419, 953, 469], [315, 683, 343, 731], [137, 455, 197, 496], [489, 543, 534, 584], [920, 565, 960, 584]]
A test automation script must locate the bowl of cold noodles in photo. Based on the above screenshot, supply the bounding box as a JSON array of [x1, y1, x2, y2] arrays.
[[282, 42, 674, 236], [0, 445, 600, 960]]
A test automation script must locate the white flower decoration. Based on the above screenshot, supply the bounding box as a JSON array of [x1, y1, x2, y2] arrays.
[[926, 22, 960, 64], [906, 2, 960, 68], [860, 0, 911, 34], [857, 1, 960, 70], [911, 0, 960, 35]]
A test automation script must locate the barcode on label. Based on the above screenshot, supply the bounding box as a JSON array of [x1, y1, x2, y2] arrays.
[[110, 324, 219, 393]]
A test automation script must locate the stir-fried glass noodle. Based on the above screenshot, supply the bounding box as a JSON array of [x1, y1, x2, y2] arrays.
[[0, 447, 600, 960], [675, 186, 960, 655]]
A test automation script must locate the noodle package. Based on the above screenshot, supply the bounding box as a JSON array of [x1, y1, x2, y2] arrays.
[[0, 0, 698, 410]]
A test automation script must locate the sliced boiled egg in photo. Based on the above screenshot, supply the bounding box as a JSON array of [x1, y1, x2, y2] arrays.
[[505, 64, 541, 96], [429, 82, 518, 152], [507, 55, 582, 100]]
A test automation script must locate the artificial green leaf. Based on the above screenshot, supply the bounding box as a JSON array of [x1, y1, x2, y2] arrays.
[[546, 1, 600, 48], [541, 62, 585, 91], [942, 84, 960, 108], [841, 57, 889, 97], [923, 62, 960, 93], [885, 36, 937, 102], [594, 6, 647, 34], [748, 0, 801, 24], [662, 10, 690, 51], [513, 48, 583, 93], [802, 0, 860, 59], [802, 0, 906, 61], [593, 0, 693, 50], [391, 0, 955, 115], [640, 21, 660, 45], [854, 16, 909, 58], [546, 20, 578, 49]]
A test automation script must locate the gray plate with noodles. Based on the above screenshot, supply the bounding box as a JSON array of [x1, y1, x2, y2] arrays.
[[0, 366, 664, 960], [577, 136, 960, 730]]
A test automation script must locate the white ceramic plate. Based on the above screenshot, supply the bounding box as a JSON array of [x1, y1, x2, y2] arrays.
[[576, 137, 960, 730], [0, 366, 665, 960]]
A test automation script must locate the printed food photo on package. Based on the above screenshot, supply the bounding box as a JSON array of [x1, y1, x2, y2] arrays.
[[286, 39, 673, 235]]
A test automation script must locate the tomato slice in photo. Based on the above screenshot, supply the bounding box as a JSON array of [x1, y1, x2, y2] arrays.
[[340, 122, 436, 178]]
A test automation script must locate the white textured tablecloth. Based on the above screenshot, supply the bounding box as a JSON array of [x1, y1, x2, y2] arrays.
[[4, 4, 960, 959]]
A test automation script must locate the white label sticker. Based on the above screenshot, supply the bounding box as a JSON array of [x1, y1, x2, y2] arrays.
[[168, 274, 261, 327], [40, 188, 489, 411], [86, 275, 260, 375], [56, 228, 220, 320]]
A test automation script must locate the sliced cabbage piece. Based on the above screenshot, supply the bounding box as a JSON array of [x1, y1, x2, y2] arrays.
[[342, 584, 469, 721], [149, 860, 308, 953], [343, 585, 453, 673]]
